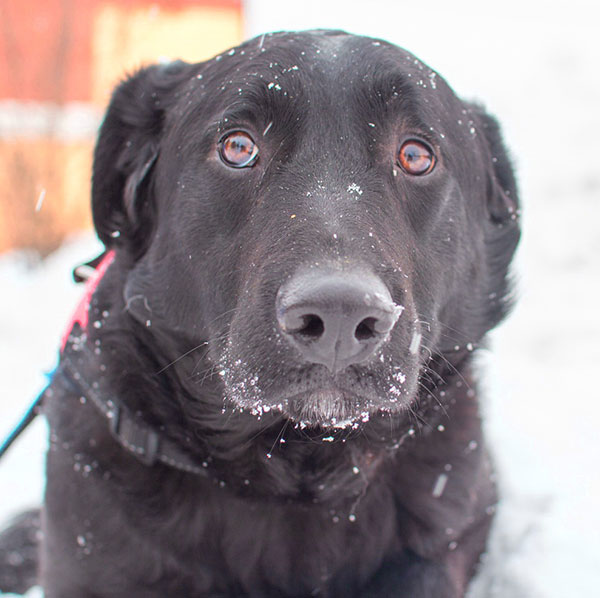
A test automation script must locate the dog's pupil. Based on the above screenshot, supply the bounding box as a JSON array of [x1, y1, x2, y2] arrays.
[[221, 132, 257, 167], [227, 138, 249, 159]]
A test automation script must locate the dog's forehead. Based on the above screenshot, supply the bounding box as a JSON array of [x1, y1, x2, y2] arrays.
[[190, 30, 448, 106], [242, 30, 430, 75]]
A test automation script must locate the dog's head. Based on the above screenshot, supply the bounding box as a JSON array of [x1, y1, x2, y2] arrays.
[[91, 31, 519, 440]]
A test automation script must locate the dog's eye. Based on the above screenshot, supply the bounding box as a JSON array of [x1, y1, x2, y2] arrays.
[[397, 140, 435, 176], [219, 131, 259, 168]]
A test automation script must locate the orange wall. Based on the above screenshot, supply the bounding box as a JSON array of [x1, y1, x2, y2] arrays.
[[0, 0, 94, 103], [0, 0, 243, 254]]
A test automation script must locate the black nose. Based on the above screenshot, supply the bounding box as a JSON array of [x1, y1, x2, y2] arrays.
[[276, 269, 403, 374]]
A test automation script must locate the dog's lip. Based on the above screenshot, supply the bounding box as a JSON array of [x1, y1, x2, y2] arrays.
[[276, 386, 378, 429]]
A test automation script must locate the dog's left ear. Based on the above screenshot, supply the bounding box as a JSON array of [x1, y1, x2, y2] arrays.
[[468, 103, 521, 326], [470, 103, 520, 224], [91, 60, 195, 251]]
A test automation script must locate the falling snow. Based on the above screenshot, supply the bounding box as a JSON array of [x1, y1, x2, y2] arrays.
[[1, 9, 600, 597]]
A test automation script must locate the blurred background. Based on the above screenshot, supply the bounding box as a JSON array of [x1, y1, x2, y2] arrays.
[[0, 0, 243, 255], [1, 1, 599, 596]]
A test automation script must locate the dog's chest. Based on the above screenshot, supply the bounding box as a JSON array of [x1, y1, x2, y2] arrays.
[[197, 487, 399, 595]]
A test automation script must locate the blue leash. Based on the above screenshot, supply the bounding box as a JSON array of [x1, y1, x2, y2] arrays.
[[0, 392, 45, 460], [0, 370, 54, 460]]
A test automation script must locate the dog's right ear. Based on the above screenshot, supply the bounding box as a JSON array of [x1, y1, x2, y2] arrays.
[[91, 61, 194, 250]]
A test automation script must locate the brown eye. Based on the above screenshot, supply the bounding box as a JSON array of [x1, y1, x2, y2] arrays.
[[397, 139, 435, 175], [219, 131, 259, 168]]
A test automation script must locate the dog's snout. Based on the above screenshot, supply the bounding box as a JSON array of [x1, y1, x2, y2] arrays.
[[276, 269, 402, 374]]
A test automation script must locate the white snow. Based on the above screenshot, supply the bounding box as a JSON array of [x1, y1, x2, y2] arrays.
[[409, 330, 422, 354], [346, 182, 363, 195], [2, 2, 600, 595], [432, 473, 449, 498]]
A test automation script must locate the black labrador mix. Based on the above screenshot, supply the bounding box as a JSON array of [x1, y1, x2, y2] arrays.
[[0, 30, 520, 597]]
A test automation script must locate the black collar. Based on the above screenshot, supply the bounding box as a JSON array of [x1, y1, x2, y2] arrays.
[[58, 351, 209, 477]]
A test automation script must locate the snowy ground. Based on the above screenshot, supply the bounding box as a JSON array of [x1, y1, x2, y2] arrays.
[[1, 0, 600, 595]]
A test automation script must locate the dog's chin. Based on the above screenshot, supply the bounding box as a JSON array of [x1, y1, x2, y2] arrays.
[[285, 388, 374, 430], [223, 384, 409, 432]]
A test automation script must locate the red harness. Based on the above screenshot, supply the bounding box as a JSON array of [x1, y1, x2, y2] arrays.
[[60, 249, 116, 352]]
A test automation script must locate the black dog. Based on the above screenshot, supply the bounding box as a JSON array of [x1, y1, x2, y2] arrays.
[[0, 30, 520, 597]]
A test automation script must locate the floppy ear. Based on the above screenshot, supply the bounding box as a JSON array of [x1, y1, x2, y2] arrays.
[[468, 103, 522, 326], [91, 60, 194, 250], [470, 103, 520, 224]]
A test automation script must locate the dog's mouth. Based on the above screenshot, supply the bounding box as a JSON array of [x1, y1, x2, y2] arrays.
[[284, 388, 378, 430], [215, 330, 422, 431], [218, 363, 415, 431]]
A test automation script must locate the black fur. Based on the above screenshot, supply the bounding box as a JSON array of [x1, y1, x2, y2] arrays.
[[1, 30, 520, 597], [0, 510, 39, 594]]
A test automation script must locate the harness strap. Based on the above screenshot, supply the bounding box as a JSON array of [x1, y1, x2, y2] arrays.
[[60, 250, 115, 352]]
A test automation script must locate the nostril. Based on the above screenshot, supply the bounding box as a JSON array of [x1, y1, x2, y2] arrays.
[[354, 317, 378, 341], [297, 314, 325, 339]]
